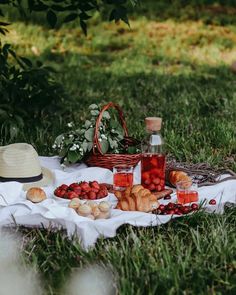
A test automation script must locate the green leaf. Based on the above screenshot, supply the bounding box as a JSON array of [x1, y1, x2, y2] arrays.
[[47, 10, 57, 28], [67, 150, 79, 163], [100, 139, 109, 154], [82, 141, 88, 152], [80, 20, 87, 35], [64, 13, 78, 23], [20, 57, 32, 68], [84, 120, 92, 128], [84, 127, 94, 141], [87, 142, 93, 152]]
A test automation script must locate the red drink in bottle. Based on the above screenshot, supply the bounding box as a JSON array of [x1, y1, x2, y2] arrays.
[[141, 117, 166, 192]]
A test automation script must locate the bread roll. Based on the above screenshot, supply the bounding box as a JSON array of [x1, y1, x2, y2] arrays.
[[26, 187, 47, 203], [77, 204, 92, 217], [98, 201, 110, 212], [68, 198, 81, 210]]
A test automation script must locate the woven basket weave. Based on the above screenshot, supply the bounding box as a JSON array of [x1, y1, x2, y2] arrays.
[[85, 102, 141, 170]]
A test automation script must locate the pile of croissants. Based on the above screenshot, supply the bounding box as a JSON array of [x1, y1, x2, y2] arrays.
[[115, 170, 192, 213]]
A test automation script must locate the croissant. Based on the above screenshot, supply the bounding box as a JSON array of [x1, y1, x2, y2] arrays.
[[116, 185, 160, 212], [168, 170, 192, 188]]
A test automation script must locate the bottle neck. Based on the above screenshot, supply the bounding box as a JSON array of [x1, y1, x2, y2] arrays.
[[142, 129, 164, 154]]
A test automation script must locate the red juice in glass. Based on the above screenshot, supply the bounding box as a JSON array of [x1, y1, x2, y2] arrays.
[[113, 165, 134, 191], [141, 154, 166, 191]]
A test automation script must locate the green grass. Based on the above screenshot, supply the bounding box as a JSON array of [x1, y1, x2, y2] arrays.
[[1, 1, 236, 294]]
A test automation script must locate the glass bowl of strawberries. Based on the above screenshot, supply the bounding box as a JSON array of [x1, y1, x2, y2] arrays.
[[54, 181, 109, 201]]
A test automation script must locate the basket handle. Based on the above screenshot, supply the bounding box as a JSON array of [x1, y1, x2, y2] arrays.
[[93, 102, 129, 155]]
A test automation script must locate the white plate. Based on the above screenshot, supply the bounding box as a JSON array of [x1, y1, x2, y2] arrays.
[[53, 192, 118, 207]]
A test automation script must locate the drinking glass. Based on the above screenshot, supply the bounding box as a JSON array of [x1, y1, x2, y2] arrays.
[[176, 179, 198, 204], [113, 165, 134, 191]]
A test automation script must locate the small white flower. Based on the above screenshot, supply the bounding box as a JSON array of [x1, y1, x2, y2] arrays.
[[98, 138, 102, 142], [79, 148, 83, 152], [101, 134, 107, 139], [69, 144, 77, 151], [69, 134, 74, 138], [90, 125, 93, 128], [52, 144, 57, 149], [111, 129, 115, 133], [67, 122, 73, 128], [61, 163, 66, 168]]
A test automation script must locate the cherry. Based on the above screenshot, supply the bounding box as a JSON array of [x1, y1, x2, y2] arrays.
[[209, 199, 216, 205], [174, 208, 179, 214], [159, 204, 165, 211], [168, 210, 175, 215], [164, 195, 171, 200], [148, 183, 156, 191], [182, 206, 190, 214], [156, 185, 162, 191], [144, 179, 151, 185], [167, 202, 174, 210], [191, 203, 199, 210], [152, 177, 160, 185]]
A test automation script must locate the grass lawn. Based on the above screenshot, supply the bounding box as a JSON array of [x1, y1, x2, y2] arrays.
[[1, 1, 236, 294]]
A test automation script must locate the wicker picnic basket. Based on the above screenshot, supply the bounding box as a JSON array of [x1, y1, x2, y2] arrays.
[[85, 102, 141, 170]]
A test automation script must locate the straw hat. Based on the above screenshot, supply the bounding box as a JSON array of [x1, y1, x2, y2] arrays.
[[0, 143, 54, 190]]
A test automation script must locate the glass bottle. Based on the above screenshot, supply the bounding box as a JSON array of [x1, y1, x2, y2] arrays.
[[141, 117, 166, 192]]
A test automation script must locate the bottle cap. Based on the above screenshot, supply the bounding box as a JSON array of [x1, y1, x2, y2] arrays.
[[145, 117, 162, 131]]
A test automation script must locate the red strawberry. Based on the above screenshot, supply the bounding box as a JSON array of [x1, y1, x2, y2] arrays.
[[69, 183, 79, 189], [73, 188, 81, 195], [159, 204, 165, 211], [91, 188, 99, 193], [80, 182, 91, 192], [88, 191, 97, 200], [97, 190, 107, 199], [66, 191, 78, 200], [90, 181, 100, 190], [54, 188, 61, 197], [59, 184, 68, 190]]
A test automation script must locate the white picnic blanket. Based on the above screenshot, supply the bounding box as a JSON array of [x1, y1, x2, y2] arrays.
[[0, 156, 235, 249]]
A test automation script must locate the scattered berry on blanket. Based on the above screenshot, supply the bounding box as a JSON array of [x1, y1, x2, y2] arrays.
[[153, 202, 199, 215], [54, 181, 109, 200], [209, 199, 216, 205], [164, 194, 171, 200]]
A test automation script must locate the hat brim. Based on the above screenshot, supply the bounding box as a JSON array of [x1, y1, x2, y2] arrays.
[[22, 167, 54, 191]]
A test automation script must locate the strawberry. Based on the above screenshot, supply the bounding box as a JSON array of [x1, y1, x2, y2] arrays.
[[90, 181, 100, 190], [66, 191, 78, 200], [88, 191, 97, 200], [80, 182, 91, 192], [97, 190, 107, 199], [91, 188, 99, 193], [54, 188, 61, 197], [59, 184, 68, 190], [73, 187, 81, 195]]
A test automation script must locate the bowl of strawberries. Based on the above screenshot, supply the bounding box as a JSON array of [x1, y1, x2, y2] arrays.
[[54, 181, 109, 201]]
